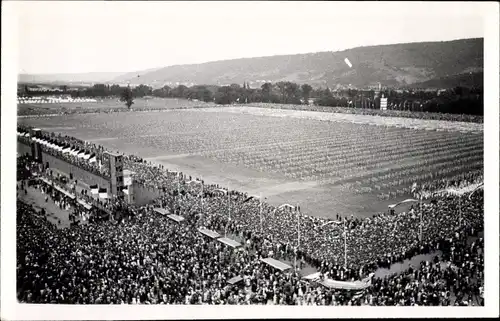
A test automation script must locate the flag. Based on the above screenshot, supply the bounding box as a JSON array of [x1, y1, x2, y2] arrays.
[[411, 182, 418, 194], [98, 187, 108, 199], [90, 185, 99, 195]]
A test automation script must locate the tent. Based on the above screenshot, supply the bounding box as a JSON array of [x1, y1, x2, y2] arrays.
[[319, 279, 371, 291], [167, 214, 185, 223], [303, 272, 322, 281], [153, 208, 169, 216], [198, 227, 221, 239], [228, 276, 244, 285], [217, 237, 242, 248], [260, 258, 291, 271]]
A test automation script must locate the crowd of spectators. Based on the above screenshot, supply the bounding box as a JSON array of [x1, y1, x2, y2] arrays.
[[16, 189, 484, 305]]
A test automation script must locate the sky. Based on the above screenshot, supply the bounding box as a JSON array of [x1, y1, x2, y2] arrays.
[[15, 1, 485, 75]]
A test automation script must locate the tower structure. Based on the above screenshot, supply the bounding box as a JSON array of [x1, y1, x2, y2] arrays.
[[105, 151, 124, 198]]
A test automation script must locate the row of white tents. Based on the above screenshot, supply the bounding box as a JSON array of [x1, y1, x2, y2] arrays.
[[17, 98, 98, 104]]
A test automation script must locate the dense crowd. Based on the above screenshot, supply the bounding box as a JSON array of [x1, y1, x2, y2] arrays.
[[124, 154, 483, 282], [17, 188, 483, 305]]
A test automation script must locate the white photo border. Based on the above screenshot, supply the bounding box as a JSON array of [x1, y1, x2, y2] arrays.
[[2, 1, 499, 319]]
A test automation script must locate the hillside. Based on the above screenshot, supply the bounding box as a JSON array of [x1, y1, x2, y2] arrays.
[[116, 38, 483, 88], [410, 72, 483, 89], [111, 67, 166, 83], [18, 38, 483, 88]]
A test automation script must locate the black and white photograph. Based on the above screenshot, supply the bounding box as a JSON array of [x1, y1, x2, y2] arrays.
[[1, 1, 499, 319]]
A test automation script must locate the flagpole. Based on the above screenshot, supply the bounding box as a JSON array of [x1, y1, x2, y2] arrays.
[[260, 192, 263, 234], [177, 172, 180, 212], [296, 204, 300, 272], [344, 217, 347, 269], [226, 184, 230, 238], [297, 204, 300, 249], [229, 184, 231, 232], [459, 196, 461, 226], [419, 193, 423, 242], [201, 175, 203, 219]]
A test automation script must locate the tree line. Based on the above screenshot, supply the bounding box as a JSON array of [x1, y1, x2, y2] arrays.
[[20, 82, 483, 116]]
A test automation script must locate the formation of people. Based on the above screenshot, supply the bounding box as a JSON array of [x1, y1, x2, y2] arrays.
[[250, 102, 483, 123], [16, 127, 484, 305]]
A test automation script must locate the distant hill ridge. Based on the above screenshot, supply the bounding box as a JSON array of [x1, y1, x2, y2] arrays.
[[20, 38, 483, 88], [18, 72, 126, 84]]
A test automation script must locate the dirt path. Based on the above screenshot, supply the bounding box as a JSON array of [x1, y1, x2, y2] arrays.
[[18, 184, 73, 229]]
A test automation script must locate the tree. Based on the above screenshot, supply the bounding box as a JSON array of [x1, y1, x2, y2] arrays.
[[301, 84, 313, 104], [120, 85, 134, 109], [87, 84, 108, 97], [171, 85, 188, 99], [133, 84, 153, 98], [284, 82, 301, 104], [276, 82, 287, 103], [153, 85, 171, 98], [110, 84, 123, 96], [261, 83, 273, 103], [315, 87, 336, 107]]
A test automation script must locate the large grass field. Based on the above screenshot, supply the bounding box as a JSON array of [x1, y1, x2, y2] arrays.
[[19, 106, 483, 219], [17, 97, 216, 116]]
